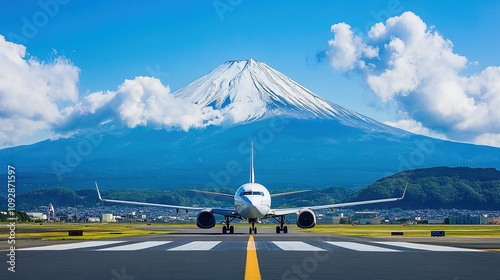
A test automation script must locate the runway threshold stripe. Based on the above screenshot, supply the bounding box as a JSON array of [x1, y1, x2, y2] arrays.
[[97, 241, 172, 251], [244, 235, 261, 280], [325, 242, 400, 252], [273, 241, 326, 251], [375, 242, 483, 252], [19, 241, 125, 251], [168, 241, 221, 251]]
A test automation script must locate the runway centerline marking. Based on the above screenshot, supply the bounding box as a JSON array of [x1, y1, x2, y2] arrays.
[[245, 235, 261, 280], [97, 241, 172, 251], [325, 242, 400, 252], [273, 241, 326, 251], [374, 242, 483, 252], [19, 241, 125, 251], [167, 241, 221, 251]]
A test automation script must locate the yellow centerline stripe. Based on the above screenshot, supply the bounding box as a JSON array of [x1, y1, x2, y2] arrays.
[[485, 249, 500, 252], [244, 235, 262, 280]]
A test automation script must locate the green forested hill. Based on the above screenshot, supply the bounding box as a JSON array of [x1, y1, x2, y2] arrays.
[[353, 167, 500, 210], [7, 167, 500, 210]]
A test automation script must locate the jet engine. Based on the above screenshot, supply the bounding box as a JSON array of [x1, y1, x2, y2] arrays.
[[296, 208, 316, 229], [196, 210, 216, 229]]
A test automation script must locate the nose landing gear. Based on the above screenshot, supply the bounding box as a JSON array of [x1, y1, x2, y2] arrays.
[[249, 222, 257, 234], [248, 219, 258, 234]]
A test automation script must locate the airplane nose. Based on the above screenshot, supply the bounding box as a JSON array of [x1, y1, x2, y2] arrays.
[[246, 205, 261, 217], [239, 198, 268, 218], [247, 199, 269, 216]]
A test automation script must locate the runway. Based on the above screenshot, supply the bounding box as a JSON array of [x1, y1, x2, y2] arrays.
[[4, 228, 500, 280]]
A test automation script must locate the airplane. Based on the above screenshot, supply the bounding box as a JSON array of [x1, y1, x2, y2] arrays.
[[95, 143, 406, 234]]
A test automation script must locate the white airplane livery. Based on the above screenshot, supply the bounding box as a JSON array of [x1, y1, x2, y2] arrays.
[[95, 144, 406, 234]]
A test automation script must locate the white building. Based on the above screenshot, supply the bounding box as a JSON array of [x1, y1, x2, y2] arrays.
[[26, 212, 44, 221], [101, 213, 115, 222], [47, 203, 55, 222]]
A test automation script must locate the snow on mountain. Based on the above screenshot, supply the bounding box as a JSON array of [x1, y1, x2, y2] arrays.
[[174, 59, 393, 132]]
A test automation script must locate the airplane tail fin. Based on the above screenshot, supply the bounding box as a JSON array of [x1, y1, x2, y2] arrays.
[[250, 142, 255, 183]]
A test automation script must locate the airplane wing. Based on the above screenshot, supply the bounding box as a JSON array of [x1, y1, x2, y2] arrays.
[[267, 186, 407, 217], [96, 182, 241, 218], [95, 182, 206, 212]]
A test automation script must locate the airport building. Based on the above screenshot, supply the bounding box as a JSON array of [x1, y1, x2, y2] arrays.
[[101, 213, 115, 222], [449, 214, 489, 225], [329, 213, 352, 224], [47, 203, 55, 222], [86, 217, 101, 222], [27, 212, 45, 221], [351, 212, 381, 225], [489, 217, 500, 224]]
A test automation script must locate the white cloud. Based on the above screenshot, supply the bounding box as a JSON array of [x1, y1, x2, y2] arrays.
[[473, 133, 500, 147], [58, 76, 222, 133], [220, 99, 266, 125], [384, 119, 448, 140], [326, 11, 500, 147], [0, 35, 79, 146], [327, 23, 378, 71], [0, 35, 231, 147]]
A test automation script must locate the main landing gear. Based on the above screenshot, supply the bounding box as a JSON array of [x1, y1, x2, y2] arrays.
[[222, 216, 235, 234], [275, 216, 288, 234]]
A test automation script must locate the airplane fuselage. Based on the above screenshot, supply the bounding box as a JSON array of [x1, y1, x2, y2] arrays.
[[234, 183, 271, 220]]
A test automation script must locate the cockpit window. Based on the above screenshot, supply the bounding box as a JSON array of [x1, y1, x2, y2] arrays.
[[240, 191, 264, 196]]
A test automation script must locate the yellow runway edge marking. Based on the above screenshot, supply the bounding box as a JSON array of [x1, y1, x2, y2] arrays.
[[244, 235, 262, 280]]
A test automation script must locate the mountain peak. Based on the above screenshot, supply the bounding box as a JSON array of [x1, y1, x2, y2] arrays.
[[224, 58, 257, 64], [174, 59, 394, 131]]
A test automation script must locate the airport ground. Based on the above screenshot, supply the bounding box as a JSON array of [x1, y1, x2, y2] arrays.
[[1, 223, 500, 279]]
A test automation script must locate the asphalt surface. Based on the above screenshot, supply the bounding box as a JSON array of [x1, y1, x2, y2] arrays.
[[2, 227, 500, 280]]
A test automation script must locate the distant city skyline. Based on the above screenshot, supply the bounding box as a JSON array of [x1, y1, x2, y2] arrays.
[[1, 1, 499, 147]]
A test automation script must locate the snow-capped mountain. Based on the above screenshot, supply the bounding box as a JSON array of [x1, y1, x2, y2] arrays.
[[3, 59, 500, 192], [174, 59, 390, 131]]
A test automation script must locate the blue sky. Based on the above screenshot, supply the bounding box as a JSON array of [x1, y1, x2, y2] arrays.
[[1, 0, 500, 147]]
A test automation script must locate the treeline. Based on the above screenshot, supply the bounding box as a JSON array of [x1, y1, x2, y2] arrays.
[[6, 167, 500, 210], [354, 167, 500, 210], [0, 210, 30, 222]]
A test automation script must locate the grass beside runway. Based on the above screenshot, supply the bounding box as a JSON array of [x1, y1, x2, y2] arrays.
[[301, 224, 500, 237], [0, 222, 175, 241], [2, 223, 500, 240]]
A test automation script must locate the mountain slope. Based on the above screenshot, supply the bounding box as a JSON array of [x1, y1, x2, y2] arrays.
[[1, 117, 500, 193], [174, 59, 397, 132]]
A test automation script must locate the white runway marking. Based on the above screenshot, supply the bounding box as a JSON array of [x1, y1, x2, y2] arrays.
[[168, 241, 221, 251], [273, 241, 326, 251], [97, 241, 172, 251], [325, 241, 400, 252], [375, 242, 483, 252], [19, 240, 486, 253], [20, 241, 125, 251]]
